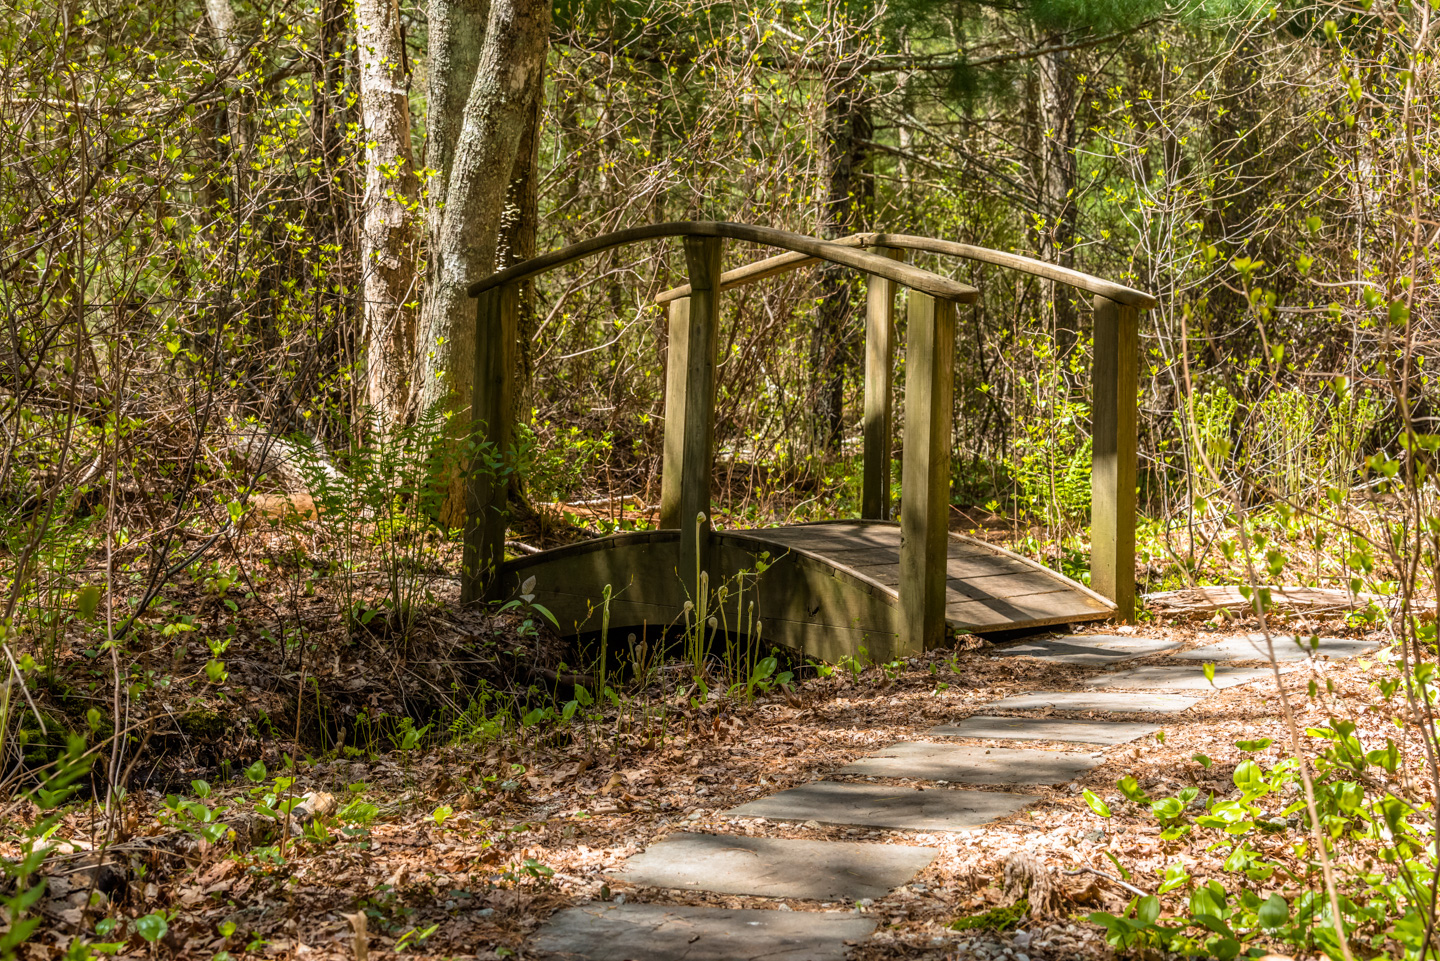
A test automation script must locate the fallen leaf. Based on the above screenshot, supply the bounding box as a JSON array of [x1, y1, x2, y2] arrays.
[[343, 912, 368, 961]]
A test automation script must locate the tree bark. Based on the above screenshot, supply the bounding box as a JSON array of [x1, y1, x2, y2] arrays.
[[204, 0, 240, 60], [203, 0, 247, 195], [414, 0, 550, 523], [1037, 39, 1080, 358], [356, 0, 420, 426], [813, 65, 861, 453], [498, 90, 541, 438]]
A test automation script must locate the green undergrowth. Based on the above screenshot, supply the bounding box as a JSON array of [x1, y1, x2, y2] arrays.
[[1090, 653, 1437, 960], [950, 899, 1030, 932]]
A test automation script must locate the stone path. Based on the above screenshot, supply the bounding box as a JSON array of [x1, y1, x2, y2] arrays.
[[616, 834, 939, 902], [527, 631, 1375, 959]]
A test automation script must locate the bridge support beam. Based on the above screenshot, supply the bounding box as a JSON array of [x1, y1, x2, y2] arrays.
[[462, 281, 519, 603], [1090, 295, 1138, 621], [862, 246, 902, 521], [899, 292, 955, 654], [661, 236, 725, 593]]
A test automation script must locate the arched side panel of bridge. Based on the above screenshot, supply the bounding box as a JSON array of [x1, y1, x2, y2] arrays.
[[491, 521, 1112, 664]]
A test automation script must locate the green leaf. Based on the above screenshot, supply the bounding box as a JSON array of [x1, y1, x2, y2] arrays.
[[1157, 862, 1191, 895], [135, 913, 168, 944], [77, 585, 101, 620], [244, 760, 267, 783], [1257, 893, 1289, 929], [1083, 789, 1112, 818], [1235, 738, 1272, 752], [1203, 661, 1216, 684], [1150, 797, 1183, 819], [1233, 760, 1263, 792], [1117, 776, 1149, 804], [528, 602, 560, 630], [1136, 895, 1160, 925]]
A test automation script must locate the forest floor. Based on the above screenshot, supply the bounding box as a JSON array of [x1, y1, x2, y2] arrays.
[[18, 591, 1396, 960]]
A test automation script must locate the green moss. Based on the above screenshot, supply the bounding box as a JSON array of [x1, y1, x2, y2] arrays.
[[949, 899, 1028, 932], [16, 712, 66, 766], [178, 708, 226, 740]]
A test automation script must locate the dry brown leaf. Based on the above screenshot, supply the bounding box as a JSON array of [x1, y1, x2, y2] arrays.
[[343, 911, 368, 961]]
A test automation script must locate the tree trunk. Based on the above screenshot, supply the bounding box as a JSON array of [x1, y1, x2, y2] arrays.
[[415, 0, 550, 523], [1038, 39, 1080, 359], [203, 0, 247, 197], [813, 66, 860, 453], [356, 0, 420, 426], [314, 0, 349, 175], [498, 90, 541, 445], [204, 0, 240, 59]]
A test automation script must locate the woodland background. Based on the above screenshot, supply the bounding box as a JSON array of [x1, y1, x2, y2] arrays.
[[2, 0, 1439, 957], [4, 0, 1435, 587]]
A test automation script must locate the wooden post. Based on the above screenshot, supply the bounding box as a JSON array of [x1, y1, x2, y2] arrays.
[[1091, 294, 1138, 621], [862, 246, 902, 520], [462, 282, 518, 603], [899, 291, 955, 654], [659, 237, 724, 591]]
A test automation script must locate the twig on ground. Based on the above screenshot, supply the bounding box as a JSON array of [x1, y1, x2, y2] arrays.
[[1063, 866, 1151, 899]]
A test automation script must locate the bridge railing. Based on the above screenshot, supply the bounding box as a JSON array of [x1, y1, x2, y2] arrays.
[[464, 222, 977, 654], [655, 232, 1153, 620]]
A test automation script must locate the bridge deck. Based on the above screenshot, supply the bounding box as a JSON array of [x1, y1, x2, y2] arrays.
[[494, 520, 1114, 662], [740, 522, 1115, 633]]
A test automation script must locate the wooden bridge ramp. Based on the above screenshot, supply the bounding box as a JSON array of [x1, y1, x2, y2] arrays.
[[494, 520, 1113, 663]]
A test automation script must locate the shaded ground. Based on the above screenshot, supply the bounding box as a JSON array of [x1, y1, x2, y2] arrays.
[[17, 606, 1400, 959]]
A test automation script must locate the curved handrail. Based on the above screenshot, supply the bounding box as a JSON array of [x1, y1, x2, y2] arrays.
[[653, 231, 1157, 309], [466, 221, 978, 304]]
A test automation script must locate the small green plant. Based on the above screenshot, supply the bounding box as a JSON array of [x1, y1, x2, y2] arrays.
[[159, 780, 228, 844], [1, 736, 94, 958]]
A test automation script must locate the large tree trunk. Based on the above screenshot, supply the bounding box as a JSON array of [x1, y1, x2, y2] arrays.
[[415, 0, 550, 523], [356, 0, 420, 426], [498, 90, 541, 444], [812, 65, 861, 453], [1037, 39, 1080, 359]]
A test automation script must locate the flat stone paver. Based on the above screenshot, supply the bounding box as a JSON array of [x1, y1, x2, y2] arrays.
[[725, 781, 1036, 832], [1084, 665, 1273, 691], [530, 903, 874, 960], [837, 742, 1098, 785], [929, 715, 1159, 746], [987, 691, 1199, 713], [1173, 634, 1376, 663], [990, 634, 1180, 664], [614, 832, 936, 902]]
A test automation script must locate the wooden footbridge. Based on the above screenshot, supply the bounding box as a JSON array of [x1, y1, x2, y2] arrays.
[[461, 223, 1155, 662]]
